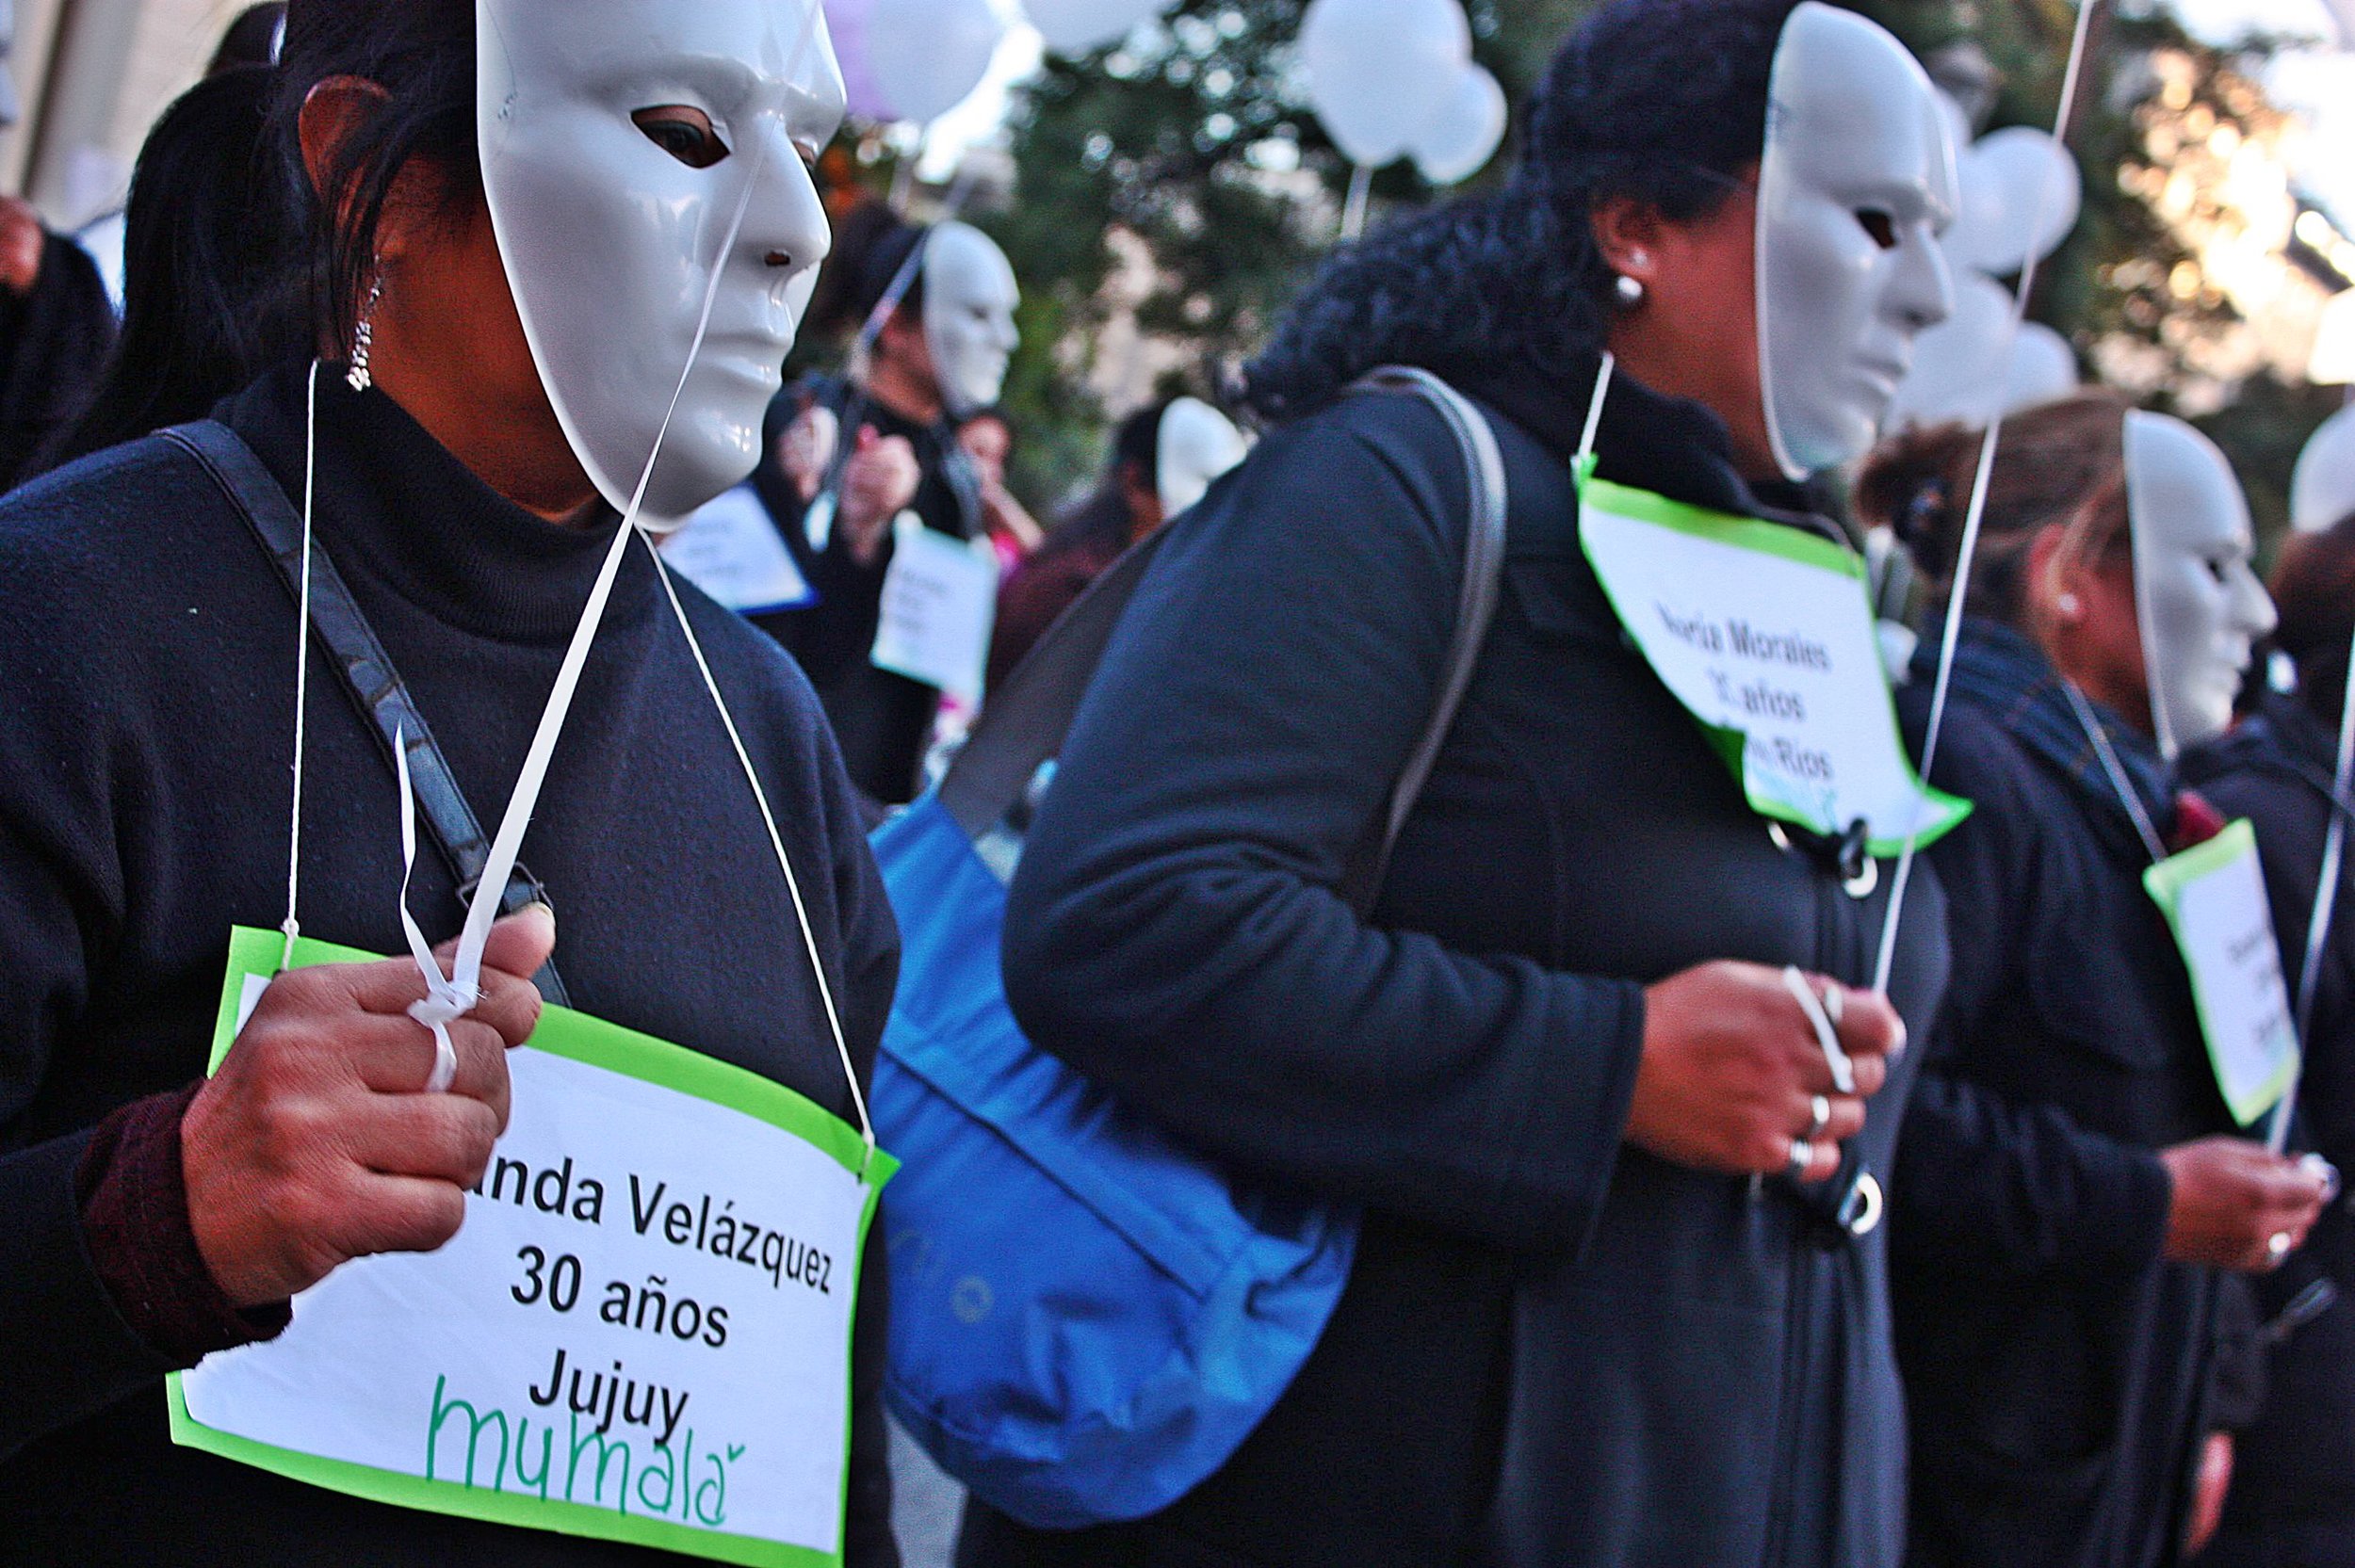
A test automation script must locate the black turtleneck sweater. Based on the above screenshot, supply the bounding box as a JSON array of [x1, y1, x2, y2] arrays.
[[0, 365, 900, 1565]]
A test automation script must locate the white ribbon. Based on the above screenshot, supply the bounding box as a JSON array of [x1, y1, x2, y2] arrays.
[[394, 726, 477, 1093]]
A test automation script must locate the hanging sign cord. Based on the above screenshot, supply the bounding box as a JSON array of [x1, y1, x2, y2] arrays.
[[2273, 635, 2355, 1154], [1870, 0, 2100, 997]]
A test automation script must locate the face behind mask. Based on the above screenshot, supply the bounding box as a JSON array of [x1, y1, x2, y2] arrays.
[[921, 221, 1020, 423], [1756, 2, 1957, 480], [478, 0, 845, 527], [2123, 411, 2276, 758], [1156, 397, 1249, 519]]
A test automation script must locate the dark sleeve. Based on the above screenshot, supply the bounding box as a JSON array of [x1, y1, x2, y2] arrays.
[[0, 234, 115, 489], [1001, 400, 1646, 1256], [820, 702, 901, 1568], [74, 1083, 289, 1366], [985, 550, 1096, 694], [1892, 722, 2175, 1285]]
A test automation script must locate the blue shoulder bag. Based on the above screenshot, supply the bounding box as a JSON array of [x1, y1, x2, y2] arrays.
[[869, 369, 1509, 1528]]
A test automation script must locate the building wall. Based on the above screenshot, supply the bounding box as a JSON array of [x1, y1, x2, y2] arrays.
[[6, 0, 245, 227]]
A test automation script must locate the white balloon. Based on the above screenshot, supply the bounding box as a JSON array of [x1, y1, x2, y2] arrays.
[[1888, 271, 2016, 428], [2004, 321, 2078, 412], [867, 0, 1005, 124], [2292, 404, 2355, 533], [1951, 127, 2081, 278], [1025, 0, 1161, 54], [1411, 62, 1507, 186], [1301, 0, 1470, 168]]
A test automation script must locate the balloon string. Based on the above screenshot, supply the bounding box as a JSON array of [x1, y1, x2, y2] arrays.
[[1870, 0, 2098, 997], [2274, 633, 2355, 1154]]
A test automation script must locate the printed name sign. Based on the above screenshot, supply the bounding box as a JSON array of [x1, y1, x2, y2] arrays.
[[870, 513, 999, 703], [2143, 820, 2303, 1126], [171, 928, 895, 1568], [660, 484, 817, 616], [1578, 471, 1970, 854]]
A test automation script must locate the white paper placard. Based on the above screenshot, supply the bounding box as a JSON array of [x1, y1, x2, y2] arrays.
[[1579, 473, 1969, 853], [2145, 819, 2303, 1125], [659, 484, 816, 615], [176, 929, 890, 1567], [869, 514, 999, 703]]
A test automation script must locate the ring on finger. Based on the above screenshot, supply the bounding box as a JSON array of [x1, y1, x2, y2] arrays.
[[1806, 1094, 1833, 1140], [2268, 1230, 2294, 1261], [1788, 1138, 1815, 1181]]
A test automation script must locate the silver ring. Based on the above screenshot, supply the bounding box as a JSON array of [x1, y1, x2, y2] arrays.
[[1842, 1172, 1885, 1237], [2269, 1231, 2294, 1261], [1806, 1095, 1832, 1140], [1788, 1138, 1815, 1180]]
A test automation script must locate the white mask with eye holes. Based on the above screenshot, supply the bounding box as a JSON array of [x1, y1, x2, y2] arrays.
[[1156, 397, 1249, 519], [2123, 411, 2277, 759], [1756, 2, 1958, 480], [477, 0, 845, 528], [921, 221, 1020, 423]]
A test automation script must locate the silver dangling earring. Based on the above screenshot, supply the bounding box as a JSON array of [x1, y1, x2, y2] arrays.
[[347, 274, 385, 393], [1614, 273, 1645, 308]]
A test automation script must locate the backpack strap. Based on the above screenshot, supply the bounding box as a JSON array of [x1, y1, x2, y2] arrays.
[[165, 419, 571, 1006], [937, 367, 1509, 916]]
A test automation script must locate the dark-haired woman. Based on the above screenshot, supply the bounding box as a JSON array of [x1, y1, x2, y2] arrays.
[[32, 65, 300, 477], [963, 3, 1954, 1564], [1859, 399, 2327, 1568], [0, 3, 900, 1563], [2184, 516, 2355, 1568], [747, 202, 1021, 806]]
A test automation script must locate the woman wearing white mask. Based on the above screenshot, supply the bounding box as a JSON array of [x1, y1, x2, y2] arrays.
[[0, 3, 901, 1563], [1860, 397, 2328, 1567], [973, 3, 1953, 1563], [751, 202, 1023, 807]]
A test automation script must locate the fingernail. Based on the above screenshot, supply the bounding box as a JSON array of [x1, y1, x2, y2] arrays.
[[522, 900, 556, 934]]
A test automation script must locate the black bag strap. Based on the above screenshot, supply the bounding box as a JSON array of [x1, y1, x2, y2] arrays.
[[937, 366, 1509, 913], [165, 419, 571, 1006]]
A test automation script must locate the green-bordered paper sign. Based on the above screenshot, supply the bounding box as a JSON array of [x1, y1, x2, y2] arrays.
[[169, 928, 897, 1567], [2143, 820, 2302, 1126], [1578, 466, 1970, 855]]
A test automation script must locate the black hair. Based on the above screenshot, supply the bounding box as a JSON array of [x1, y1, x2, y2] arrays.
[[35, 68, 302, 473], [2271, 515, 2355, 724], [805, 200, 927, 343], [1244, 0, 1796, 423], [273, 0, 478, 364], [1033, 400, 1174, 564], [210, 4, 286, 75]]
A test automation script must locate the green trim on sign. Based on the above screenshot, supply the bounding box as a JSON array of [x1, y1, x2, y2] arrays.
[[2143, 821, 2303, 1126], [1582, 475, 1864, 579], [212, 928, 897, 1185], [181, 927, 897, 1566], [1573, 478, 1973, 856]]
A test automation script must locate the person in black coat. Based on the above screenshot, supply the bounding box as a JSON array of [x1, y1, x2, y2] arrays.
[[0, 3, 901, 1562], [2184, 516, 2355, 1568], [964, 3, 1957, 1563], [745, 202, 990, 808], [1860, 403, 2328, 1568]]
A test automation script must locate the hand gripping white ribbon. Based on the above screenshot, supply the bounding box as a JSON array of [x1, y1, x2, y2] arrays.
[[393, 727, 476, 1094]]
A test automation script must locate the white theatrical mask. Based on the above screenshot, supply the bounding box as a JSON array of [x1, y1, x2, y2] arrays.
[[1756, 3, 1958, 480], [2123, 411, 2277, 758], [922, 220, 1020, 422], [1156, 396, 1248, 518], [478, 0, 845, 526]]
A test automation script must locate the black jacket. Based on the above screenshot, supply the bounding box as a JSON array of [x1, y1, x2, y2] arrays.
[[0, 366, 900, 1564], [967, 364, 1949, 1568], [0, 232, 114, 491], [1893, 626, 2232, 1568], [748, 376, 982, 807], [2186, 693, 2355, 1545]]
